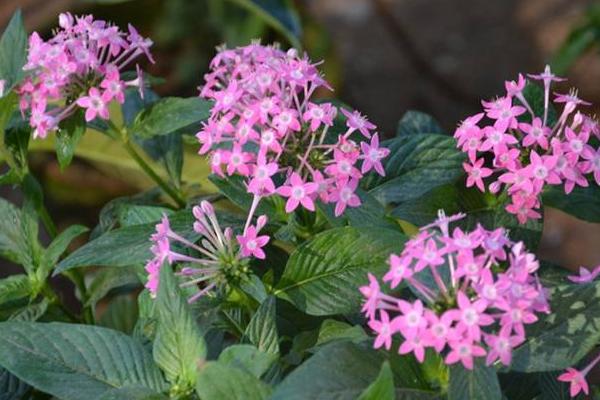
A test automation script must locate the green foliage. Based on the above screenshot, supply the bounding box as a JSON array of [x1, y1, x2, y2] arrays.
[[357, 361, 395, 400], [275, 227, 406, 315], [195, 361, 273, 400], [0, 322, 167, 400], [218, 344, 277, 378], [365, 133, 466, 205], [55, 111, 86, 170], [511, 279, 600, 372], [0, 10, 27, 92], [543, 184, 600, 223], [153, 266, 206, 391], [243, 296, 280, 355], [396, 110, 444, 136], [130, 97, 212, 138], [447, 361, 501, 400]]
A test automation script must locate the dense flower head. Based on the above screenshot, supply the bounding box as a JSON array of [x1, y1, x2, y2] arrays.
[[361, 210, 550, 370], [198, 42, 388, 216], [145, 200, 268, 303], [17, 13, 153, 138], [454, 65, 600, 224]]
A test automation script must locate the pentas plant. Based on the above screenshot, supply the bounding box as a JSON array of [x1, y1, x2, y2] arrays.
[[17, 13, 153, 138], [145, 201, 268, 302], [455, 65, 600, 224], [361, 210, 550, 370], [197, 42, 388, 220]]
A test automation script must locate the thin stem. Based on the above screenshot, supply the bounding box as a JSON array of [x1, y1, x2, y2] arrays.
[[122, 140, 186, 207]]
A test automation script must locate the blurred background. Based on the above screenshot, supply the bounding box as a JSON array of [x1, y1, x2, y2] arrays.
[[2, 0, 600, 283]]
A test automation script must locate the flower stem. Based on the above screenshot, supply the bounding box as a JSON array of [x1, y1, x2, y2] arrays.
[[122, 140, 186, 207]]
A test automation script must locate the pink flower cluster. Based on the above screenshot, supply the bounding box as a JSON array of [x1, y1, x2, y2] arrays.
[[17, 13, 153, 138], [455, 66, 600, 224], [361, 211, 549, 370], [198, 43, 389, 217], [145, 201, 268, 302]]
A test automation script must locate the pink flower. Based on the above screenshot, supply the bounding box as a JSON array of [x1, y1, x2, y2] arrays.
[[224, 144, 252, 176], [558, 368, 589, 397], [383, 254, 413, 288], [368, 310, 399, 350], [464, 158, 492, 192], [449, 291, 494, 342], [526, 151, 560, 184], [520, 118, 550, 149], [424, 310, 455, 352], [341, 108, 376, 138], [329, 178, 361, 216], [484, 333, 523, 366], [360, 133, 389, 176], [360, 273, 381, 320], [303, 102, 335, 131], [567, 265, 600, 284], [445, 340, 487, 370], [484, 97, 526, 132], [277, 173, 318, 212], [399, 335, 427, 362], [76, 87, 111, 121], [247, 156, 278, 195], [237, 225, 270, 259], [396, 299, 428, 338]]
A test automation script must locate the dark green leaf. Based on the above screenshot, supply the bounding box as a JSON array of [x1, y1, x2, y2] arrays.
[[511, 280, 600, 372], [96, 386, 168, 400], [98, 294, 139, 334], [244, 296, 279, 355], [357, 361, 395, 400], [366, 134, 465, 205], [315, 319, 367, 346], [538, 371, 576, 400], [275, 227, 406, 315], [271, 341, 385, 400], [55, 111, 86, 170], [0, 367, 29, 400], [196, 361, 272, 400], [118, 205, 173, 227], [0, 322, 167, 399], [0, 10, 27, 92], [0, 197, 40, 272], [448, 360, 501, 400], [56, 208, 241, 272], [86, 267, 141, 307], [396, 110, 444, 136], [0, 275, 30, 306], [543, 185, 600, 223], [42, 224, 88, 272], [218, 344, 277, 378], [131, 97, 211, 138], [153, 266, 206, 388]]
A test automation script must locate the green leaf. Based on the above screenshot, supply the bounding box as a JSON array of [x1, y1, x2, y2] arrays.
[[225, 0, 302, 49], [210, 174, 280, 220], [511, 280, 600, 372], [0, 275, 30, 306], [447, 361, 501, 400], [396, 110, 444, 136], [0, 10, 27, 92], [0, 321, 167, 400], [55, 208, 205, 272], [0, 367, 29, 400], [538, 371, 576, 400], [195, 361, 272, 400], [275, 227, 406, 315], [153, 266, 206, 388], [8, 298, 48, 322], [140, 132, 184, 188], [357, 361, 395, 400], [96, 386, 168, 400], [271, 341, 385, 400], [0, 197, 40, 272], [243, 296, 279, 355], [542, 185, 600, 223], [55, 111, 86, 170], [98, 295, 139, 334], [315, 319, 367, 346], [118, 205, 174, 227], [42, 224, 88, 272], [130, 97, 211, 138], [218, 344, 277, 378], [86, 267, 141, 307], [366, 134, 465, 205]]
